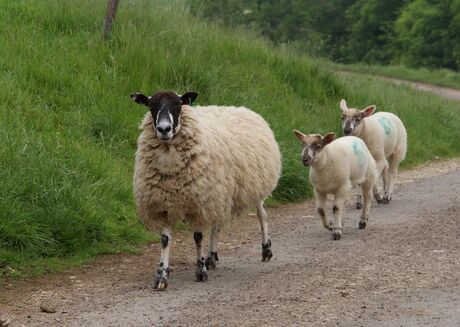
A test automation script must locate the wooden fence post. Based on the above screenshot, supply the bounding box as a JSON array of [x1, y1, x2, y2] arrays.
[[103, 0, 120, 39]]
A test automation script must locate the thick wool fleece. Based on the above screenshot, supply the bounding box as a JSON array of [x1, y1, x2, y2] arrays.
[[134, 105, 281, 231], [309, 136, 377, 194], [354, 112, 407, 163]]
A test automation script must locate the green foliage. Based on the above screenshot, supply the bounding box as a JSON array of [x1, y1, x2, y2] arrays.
[[1, 0, 460, 276], [395, 0, 460, 70], [190, 0, 460, 71]]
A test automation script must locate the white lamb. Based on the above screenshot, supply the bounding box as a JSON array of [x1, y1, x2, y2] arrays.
[[294, 131, 378, 240], [131, 90, 281, 290], [340, 100, 407, 205]]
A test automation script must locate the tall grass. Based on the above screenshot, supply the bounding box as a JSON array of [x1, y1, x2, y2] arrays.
[[0, 0, 459, 276]]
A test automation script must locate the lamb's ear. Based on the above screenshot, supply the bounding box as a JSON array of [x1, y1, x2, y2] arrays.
[[293, 130, 308, 143], [361, 105, 376, 118], [340, 99, 348, 113], [180, 92, 198, 106], [130, 92, 150, 106], [322, 132, 335, 146]]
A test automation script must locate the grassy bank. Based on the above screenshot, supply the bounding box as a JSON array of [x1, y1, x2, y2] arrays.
[[330, 62, 460, 90], [1, 0, 459, 277]]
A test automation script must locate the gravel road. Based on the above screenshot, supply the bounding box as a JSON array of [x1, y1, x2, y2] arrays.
[[1, 158, 459, 327]]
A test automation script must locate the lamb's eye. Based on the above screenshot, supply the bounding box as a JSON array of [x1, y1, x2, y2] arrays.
[[355, 118, 361, 123], [315, 144, 321, 150], [341, 116, 345, 120]]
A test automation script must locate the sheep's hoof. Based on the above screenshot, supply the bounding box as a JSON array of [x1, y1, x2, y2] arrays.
[[356, 202, 363, 210], [359, 221, 367, 229], [154, 276, 168, 290], [195, 268, 208, 282], [195, 259, 208, 282], [382, 196, 391, 204], [205, 252, 218, 270], [332, 228, 342, 240], [261, 240, 273, 262]]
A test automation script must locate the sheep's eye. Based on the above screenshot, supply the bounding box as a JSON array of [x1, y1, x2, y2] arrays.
[[341, 116, 345, 120], [355, 118, 361, 123]]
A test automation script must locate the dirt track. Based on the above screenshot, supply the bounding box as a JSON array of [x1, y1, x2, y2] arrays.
[[1, 158, 459, 327]]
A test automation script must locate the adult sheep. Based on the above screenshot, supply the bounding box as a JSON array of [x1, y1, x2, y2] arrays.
[[130, 90, 281, 290], [339, 99, 407, 205]]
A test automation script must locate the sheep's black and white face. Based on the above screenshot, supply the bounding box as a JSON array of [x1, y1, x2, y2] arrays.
[[293, 131, 335, 166], [130, 90, 198, 142], [339, 99, 376, 136]]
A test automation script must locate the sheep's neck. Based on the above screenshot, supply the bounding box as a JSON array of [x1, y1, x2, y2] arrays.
[[353, 119, 367, 138], [311, 149, 328, 170]]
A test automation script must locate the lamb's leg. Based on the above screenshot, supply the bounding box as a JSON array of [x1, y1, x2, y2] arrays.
[[373, 158, 388, 204], [256, 201, 272, 262], [315, 189, 332, 230], [356, 187, 363, 210], [332, 189, 348, 240], [154, 226, 172, 290], [359, 181, 374, 229], [205, 225, 219, 270], [193, 231, 208, 282], [383, 154, 400, 203]]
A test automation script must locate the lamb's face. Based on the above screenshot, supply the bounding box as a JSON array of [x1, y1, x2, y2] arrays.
[[339, 99, 376, 136], [341, 109, 362, 136], [130, 90, 198, 143], [293, 131, 335, 166]]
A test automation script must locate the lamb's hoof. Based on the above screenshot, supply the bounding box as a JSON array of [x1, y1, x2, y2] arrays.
[[261, 240, 273, 262], [382, 196, 391, 204], [359, 221, 366, 229], [205, 253, 218, 270], [195, 268, 208, 282], [332, 228, 342, 240], [154, 276, 168, 290]]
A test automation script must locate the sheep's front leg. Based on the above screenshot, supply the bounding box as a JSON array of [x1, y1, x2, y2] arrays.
[[154, 226, 172, 290], [256, 201, 273, 262], [193, 232, 208, 282], [315, 189, 332, 230], [332, 188, 348, 240], [205, 225, 219, 270]]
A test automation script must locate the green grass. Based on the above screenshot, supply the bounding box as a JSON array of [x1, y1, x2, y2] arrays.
[[1, 0, 459, 278], [329, 62, 460, 90]]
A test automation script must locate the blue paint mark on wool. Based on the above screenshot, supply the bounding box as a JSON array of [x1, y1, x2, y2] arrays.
[[352, 140, 365, 168], [378, 116, 392, 136]]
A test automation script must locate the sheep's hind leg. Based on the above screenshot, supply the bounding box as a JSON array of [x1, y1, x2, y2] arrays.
[[256, 201, 273, 262], [383, 154, 401, 204], [356, 187, 363, 210], [154, 226, 172, 290], [193, 231, 208, 282], [359, 181, 373, 229], [205, 225, 219, 270]]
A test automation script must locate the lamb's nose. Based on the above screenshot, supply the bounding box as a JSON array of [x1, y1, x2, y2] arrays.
[[344, 128, 352, 135], [157, 125, 172, 134]]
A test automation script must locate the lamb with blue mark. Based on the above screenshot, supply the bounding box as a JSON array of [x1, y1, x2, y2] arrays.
[[294, 131, 378, 240], [339, 99, 407, 206]]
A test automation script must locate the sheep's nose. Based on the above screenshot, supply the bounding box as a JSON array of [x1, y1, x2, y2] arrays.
[[302, 157, 312, 166], [157, 125, 172, 134], [344, 128, 352, 135]]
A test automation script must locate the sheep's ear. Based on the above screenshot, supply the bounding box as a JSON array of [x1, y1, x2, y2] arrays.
[[322, 132, 335, 146], [361, 105, 376, 118], [293, 130, 308, 143], [340, 99, 348, 113], [130, 92, 150, 106], [180, 92, 198, 106]]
